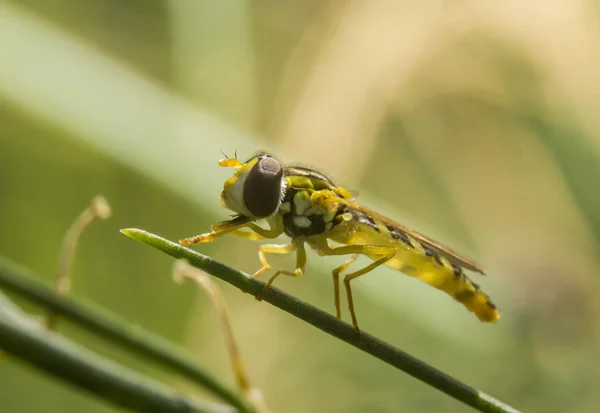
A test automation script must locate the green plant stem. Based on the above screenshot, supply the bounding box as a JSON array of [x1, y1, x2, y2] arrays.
[[0, 292, 233, 413], [0, 258, 253, 413], [122, 228, 522, 413]]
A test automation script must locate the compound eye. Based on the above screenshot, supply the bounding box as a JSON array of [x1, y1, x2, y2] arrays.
[[243, 156, 283, 218]]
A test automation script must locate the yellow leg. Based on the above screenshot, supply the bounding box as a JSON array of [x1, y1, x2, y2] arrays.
[[179, 216, 283, 246], [252, 242, 297, 279], [247, 215, 284, 239], [179, 216, 250, 246], [227, 229, 265, 241], [331, 255, 358, 319], [254, 242, 307, 301], [318, 244, 396, 335]]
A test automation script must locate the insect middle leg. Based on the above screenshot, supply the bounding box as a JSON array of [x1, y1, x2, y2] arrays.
[[319, 244, 396, 334], [254, 241, 306, 301]]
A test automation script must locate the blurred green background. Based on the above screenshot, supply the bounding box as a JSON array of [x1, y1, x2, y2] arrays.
[[1, 1, 600, 412]]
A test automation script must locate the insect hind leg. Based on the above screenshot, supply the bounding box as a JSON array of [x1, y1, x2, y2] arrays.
[[331, 255, 358, 319], [343, 251, 395, 335], [318, 244, 396, 335]]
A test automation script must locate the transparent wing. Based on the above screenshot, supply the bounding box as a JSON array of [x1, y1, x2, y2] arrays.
[[335, 197, 487, 275]]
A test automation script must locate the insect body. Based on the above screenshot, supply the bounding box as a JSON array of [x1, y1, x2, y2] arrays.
[[180, 153, 500, 334]]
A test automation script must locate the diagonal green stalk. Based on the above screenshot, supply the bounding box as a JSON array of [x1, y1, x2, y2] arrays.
[[121, 228, 522, 413], [0, 292, 233, 413], [0, 258, 253, 413]]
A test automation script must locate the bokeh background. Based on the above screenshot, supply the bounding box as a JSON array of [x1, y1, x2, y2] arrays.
[[2, 1, 600, 412]]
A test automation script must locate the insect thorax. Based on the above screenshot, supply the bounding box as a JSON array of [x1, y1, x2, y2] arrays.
[[278, 168, 350, 238]]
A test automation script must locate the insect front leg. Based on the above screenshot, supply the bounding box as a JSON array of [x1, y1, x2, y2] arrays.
[[254, 241, 306, 301], [226, 216, 285, 242], [226, 229, 266, 241], [318, 243, 396, 335], [179, 216, 251, 246], [179, 215, 283, 246], [247, 215, 284, 239]]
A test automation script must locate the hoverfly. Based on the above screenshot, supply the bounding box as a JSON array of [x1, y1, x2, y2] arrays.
[[180, 152, 499, 334]]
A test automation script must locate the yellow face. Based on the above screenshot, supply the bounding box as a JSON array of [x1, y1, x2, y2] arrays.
[[219, 153, 284, 219]]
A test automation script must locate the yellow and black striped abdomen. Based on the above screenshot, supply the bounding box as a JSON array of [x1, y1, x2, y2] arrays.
[[330, 208, 500, 322]]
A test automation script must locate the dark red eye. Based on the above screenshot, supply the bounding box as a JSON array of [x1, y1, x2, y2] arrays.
[[243, 156, 283, 218]]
